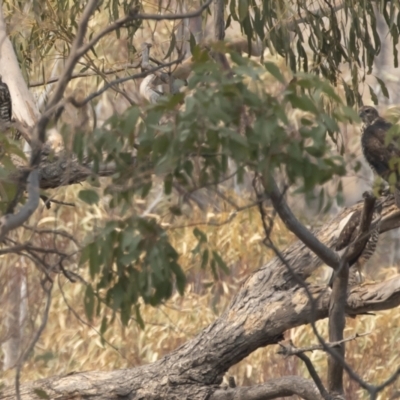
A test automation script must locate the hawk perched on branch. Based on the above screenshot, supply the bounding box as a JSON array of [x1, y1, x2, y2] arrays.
[[329, 207, 381, 286], [0, 75, 12, 125], [359, 105, 400, 207]]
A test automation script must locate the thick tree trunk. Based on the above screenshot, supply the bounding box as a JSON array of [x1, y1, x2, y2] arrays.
[[1, 196, 400, 399]]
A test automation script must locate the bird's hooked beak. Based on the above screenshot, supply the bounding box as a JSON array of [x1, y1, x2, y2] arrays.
[[358, 109, 366, 120]]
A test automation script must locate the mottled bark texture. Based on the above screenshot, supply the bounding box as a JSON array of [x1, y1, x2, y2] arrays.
[[10, 147, 120, 190], [2, 196, 400, 400]]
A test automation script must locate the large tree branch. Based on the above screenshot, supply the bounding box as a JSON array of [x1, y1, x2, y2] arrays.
[[2, 275, 400, 399], [2, 196, 400, 399], [11, 153, 120, 190]]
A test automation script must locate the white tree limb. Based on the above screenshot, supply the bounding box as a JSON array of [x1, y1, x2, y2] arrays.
[[0, 3, 40, 128]]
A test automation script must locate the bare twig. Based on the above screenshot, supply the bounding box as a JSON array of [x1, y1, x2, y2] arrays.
[[278, 333, 370, 356], [28, 61, 142, 87]]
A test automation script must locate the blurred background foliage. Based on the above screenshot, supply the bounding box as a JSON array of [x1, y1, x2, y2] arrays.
[[1, 1, 400, 396]]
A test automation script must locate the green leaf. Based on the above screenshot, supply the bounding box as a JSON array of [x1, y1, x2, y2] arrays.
[[84, 285, 95, 321], [89, 242, 100, 278], [368, 85, 378, 105], [79, 189, 100, 205], [238, 0, 248, 21], [164, 32, 177, 60], [189, 32, 197, 54], [375, 76, 390, 99], [212, 251, 229, 275], [264, 62, 285, 83], [169, 262, 186, 295], [80, 244, 91, 266], [201, 249, 209, 269], [100, 316, 108, 335], [193, 228, 207, 243], [164, 173, 173, 195], [135, 304, 145, 329], [288, 94, 318, 114]]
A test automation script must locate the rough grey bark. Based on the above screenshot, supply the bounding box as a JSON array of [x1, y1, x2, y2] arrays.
[[1, 195, 400, 399]]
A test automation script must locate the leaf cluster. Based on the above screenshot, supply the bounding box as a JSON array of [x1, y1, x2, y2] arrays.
[[76, 50, 357, 325]]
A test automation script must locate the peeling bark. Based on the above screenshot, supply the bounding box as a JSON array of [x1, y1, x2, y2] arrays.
[[1, 196, 400, 399]]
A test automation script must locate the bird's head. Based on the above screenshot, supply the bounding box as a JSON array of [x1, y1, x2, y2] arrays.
[[359, 106, 380, 126]]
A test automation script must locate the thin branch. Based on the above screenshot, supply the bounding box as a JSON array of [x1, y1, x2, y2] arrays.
[[28, 61, 142, 87], [260, 172, 341, 269], [134, 0, 213, 21], [328, 259, 348, 394], [278, 333, 370, 356], [296, 352, 331, 400], [75, 9, 141, 60], [0, 170, 40, 240], [37, 0, 100, 142], [71, 57, 183, 108]]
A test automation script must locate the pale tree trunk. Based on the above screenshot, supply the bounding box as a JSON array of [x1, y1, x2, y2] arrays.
[[0, 3, 40, 126], [1, 196, 400, 399], [0, 2, 40, 370]]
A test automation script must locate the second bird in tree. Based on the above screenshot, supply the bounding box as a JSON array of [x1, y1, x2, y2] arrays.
[[359, 105, 400, 208], [0, 75, 12, 125]]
